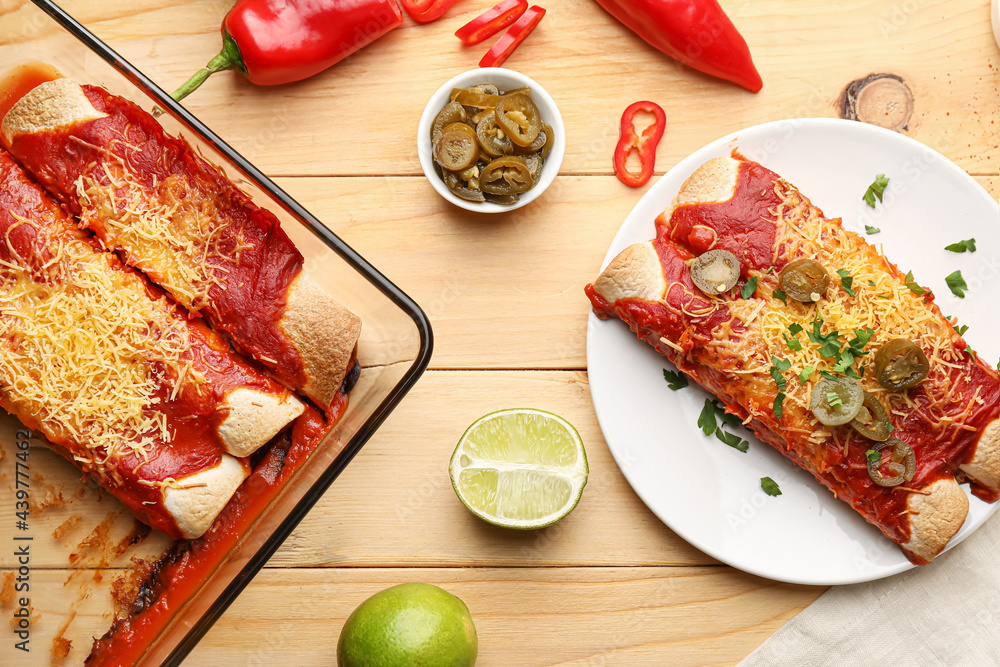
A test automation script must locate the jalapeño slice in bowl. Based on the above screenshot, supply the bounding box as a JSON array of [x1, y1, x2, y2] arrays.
[[867, 438, 916, 487], [480, 156, 534, 195], [495, 92, 542, 147], [779, 258, 830, 303], [476, 112, 514, 158], [850, 391, 893, 441], [810, 376, 863, 425], [690, 249, 740, 295], [874, 338, 930, 391], [431, 101, 468, 145]]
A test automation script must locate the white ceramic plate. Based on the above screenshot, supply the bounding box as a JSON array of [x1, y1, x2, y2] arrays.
[[587, 118, 1000, 585]]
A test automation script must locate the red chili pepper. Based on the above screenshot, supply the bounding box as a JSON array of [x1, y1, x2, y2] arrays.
[[401, 0, 463, 23], [170, 0, 403, 102], [455, 0, 528, 45], [593, 0, 762, 93], [479, 5, 546, 68], [613, 101, 666, 187]]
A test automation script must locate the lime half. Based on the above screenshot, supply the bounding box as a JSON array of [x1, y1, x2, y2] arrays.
[[449, 408, 588, 529]]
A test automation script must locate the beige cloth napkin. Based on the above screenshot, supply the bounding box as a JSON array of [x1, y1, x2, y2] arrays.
[[738, 512, 1000, 666]]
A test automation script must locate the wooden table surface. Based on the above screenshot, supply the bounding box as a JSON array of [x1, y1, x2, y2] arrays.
[[26, 0, 1000, 664]]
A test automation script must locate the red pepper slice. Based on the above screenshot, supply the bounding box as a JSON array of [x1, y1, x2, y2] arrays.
[[593, 0, 762, 93], [479, 5, 546, 68], [455, 0, 528, 45], [613, 101, 666, 188], [401, 0, 462, 23]]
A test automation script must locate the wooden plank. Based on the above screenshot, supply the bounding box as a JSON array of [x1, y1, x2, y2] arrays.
[[271, 370, 709, 568], [188, 566, 821, 667], [53, 0, 999, 177]]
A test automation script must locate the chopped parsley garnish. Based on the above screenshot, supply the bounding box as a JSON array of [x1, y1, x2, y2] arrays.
[[783, 333, 803, 351], [715, 427, 749, 453], [867, 279, 877, 287], [770, 356, 790, 419], [760, 477, 782, 496], [789, 323, 803, 336], [772, 393, 785, 420], [772, 288, 788, 306], [864, 225, 881, 234], [826, 392, 843, 407], [831, 350, 855, 374], [836, 268, 856, 297], [965, 345, 975, 358], [904, 271, 928, 296], [663, 369, 688, 390], [863, 174, 890, 208], [944, 238, 976, 253], [741, 276, 758, 299], [765, 266, 774, 275], [799, 366, 814, 384], [697, 399, 718, 436], [847, 327, 875, 355], [953, 323, 969, 336], [866, 449, 881, 465], [945, 270, 968, 298]]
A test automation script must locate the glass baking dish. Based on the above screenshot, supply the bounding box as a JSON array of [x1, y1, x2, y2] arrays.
[[0, 1, 432, 664]]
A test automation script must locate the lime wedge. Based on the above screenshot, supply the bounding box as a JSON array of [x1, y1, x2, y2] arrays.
[[449, 408, 588, 529]]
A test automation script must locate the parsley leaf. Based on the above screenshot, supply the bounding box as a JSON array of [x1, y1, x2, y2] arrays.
[[799, 366, 814, 385], [760, 477, 782, 496], [944, 238, 976, 253], [867, 279, 877, 287], [953, 323, 969, 337], [826, 392, 843, 407], [783, 333, 803, 351], [865, 225, 881, 234], [772, 288, 788, 305], [697, 399, 717, 436], [715, 427, 749, 453], [772, 392, 785, 419], [904, 271, 928, 296], [741, 276, 758, 299], [846, 327, 875, 358], [836, 268, 856, 297], [662, 369, 688, 390], [831, 350, 855, 374], [789, 323, 803, 336], [946, 270, 968, 298], [862, 174, 890, 208], [866, 449, 881, 465]]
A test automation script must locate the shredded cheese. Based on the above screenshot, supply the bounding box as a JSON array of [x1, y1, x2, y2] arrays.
[[0, 214, 192, 485], [72, 141, 244, 314]]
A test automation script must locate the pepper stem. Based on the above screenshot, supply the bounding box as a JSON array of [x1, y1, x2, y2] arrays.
[[169, 32, 246, 103]]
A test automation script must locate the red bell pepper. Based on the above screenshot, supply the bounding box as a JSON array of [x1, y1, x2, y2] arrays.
[[401, 0, 463, 23], [613, 101, 666, 187], [455, 0, 528, 45], [479, 5, 546, 68], [593, 0, 763, 93], [170, 0, 403, 102]]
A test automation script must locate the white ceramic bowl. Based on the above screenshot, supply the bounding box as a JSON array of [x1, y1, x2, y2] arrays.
[[417, 68, 565, 213]]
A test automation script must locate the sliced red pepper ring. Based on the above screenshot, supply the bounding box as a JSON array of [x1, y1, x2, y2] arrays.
[[401, 0, 462, 23], [455, 0, 528, 45], [613, 101, 666, 188], [479, 5, 546, 68]]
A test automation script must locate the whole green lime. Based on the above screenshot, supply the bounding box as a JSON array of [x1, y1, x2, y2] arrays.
[[337, 583, 478, 667]]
